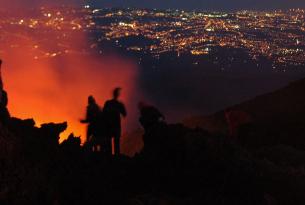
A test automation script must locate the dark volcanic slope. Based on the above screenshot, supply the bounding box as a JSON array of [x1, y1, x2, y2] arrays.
[[125, 77, 305, 155], [231, 77, 305, 122], [184, 77, 305, 134]]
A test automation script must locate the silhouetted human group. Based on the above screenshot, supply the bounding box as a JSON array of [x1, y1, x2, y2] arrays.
[[81, 88, 126, 156], [0, 60, 167, 157], [81, 88, 167, 156]]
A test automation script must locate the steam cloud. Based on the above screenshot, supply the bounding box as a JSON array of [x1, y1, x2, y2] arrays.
[[0, 6, 142, 143]]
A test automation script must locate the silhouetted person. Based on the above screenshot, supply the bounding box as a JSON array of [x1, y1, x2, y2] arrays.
[[138, 102, 164, 130], [138, 102, 166, 157], [0, 60, 3, 91], [81, 96, 100, 141], [103, 88, 127, 156], [0, 60, 10, 124], [0, 89, 10, 124], [81, 96, 108, 153]]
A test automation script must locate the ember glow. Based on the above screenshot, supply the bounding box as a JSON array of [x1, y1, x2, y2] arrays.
[[0, 7, 141, 143]]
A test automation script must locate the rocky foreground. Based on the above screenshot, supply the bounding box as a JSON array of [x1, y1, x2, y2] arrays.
[[2, 78, 305, 204]]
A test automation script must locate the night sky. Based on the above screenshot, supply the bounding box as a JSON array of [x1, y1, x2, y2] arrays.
[[89, 0, 305, 10], [2, 0, 305, 10]]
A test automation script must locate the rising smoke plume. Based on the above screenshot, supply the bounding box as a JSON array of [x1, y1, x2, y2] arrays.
[[0, 3, 142, 143]]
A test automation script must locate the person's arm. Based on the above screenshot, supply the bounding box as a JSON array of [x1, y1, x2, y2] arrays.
[[80, 119, 88, 123], [80, 107, 91, 123], [103, 101, 109, 112]]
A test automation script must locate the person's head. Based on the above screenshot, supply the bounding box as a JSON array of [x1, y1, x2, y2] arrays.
[[113, 87, 122, 100], [88, 95, 96, 105]]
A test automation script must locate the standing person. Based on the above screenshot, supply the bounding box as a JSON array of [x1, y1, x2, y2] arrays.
[[0, 60, 10, 124], [0, 60, 3, 92], [81, 95, 103, 152], [103, 88, 127, 156]]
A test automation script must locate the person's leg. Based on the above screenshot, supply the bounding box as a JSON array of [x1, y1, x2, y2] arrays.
[[86, 125, 91, 142], [114, 137, 120, 156], [113, 128, 121, 156], [104, 137, 112, 156]]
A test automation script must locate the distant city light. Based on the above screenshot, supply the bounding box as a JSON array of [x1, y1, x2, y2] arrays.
[[0, 7, 304, 68]]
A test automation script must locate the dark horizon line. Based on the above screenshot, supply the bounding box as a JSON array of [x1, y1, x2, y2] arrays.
[[85, 2, 305, 12], [89, 6, 304, 12], [4, 4, 304, 13]]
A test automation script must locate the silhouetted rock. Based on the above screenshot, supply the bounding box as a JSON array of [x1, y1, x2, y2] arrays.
[[1, 62, 305, 204], [60, 133, 81, 155], [40, 122, 68, 145]]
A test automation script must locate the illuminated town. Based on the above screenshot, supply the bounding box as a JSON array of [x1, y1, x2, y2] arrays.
[[0, 6, 305, 68], [2, 2, 305, 203]]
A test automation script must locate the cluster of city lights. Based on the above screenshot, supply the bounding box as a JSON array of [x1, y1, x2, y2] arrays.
[[0, 7, 304, 68]]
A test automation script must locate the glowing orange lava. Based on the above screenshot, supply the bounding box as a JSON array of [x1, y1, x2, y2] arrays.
[[0, 9, 141, 143]]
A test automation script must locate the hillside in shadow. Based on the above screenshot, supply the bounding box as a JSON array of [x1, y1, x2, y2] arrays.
[[185, 77, 305, 149], [1, 74, 305, 204]]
